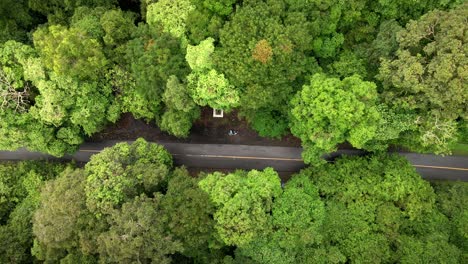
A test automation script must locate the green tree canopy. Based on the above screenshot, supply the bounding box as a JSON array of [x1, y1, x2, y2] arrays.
[[84, 138, 172, 216], [32, 22, 119, 136], [28, 0, 117, 24], [199, 168, 282, 247], [432, 181, 468, 256], [378, 3, 468, 154], [185, 37, 239, 111], [214, 0, 324, 136], [159, 75, 200, 138], [0, 0, 35, 43], [32, 168, 96, 262], [297, 154, 462, 263], [290, 73, 381, 164], [163, 167, 223, 262], [0, 161, 67, 263], [237, 174, 326, 264], [0, 40, 88, 156], [146, 0, 194, 39], [185, 0, 234, 44], [159, 109, 199, 138], [33, 25, 108, 80], [187, 69, 240, 110], [97, 194, 182, 264], [186, 37, 215, 72], [123, 23, 189, 119]]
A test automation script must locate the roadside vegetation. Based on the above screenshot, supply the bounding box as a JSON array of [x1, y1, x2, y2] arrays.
[[0, 0, 466, 160], [0, 1, 466, 262], [0, 139, 466, 263]]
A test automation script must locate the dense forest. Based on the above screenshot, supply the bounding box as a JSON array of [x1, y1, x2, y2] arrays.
[[0, 0, 466, 161], [0, 1, 467, 262], [0, 139, 466, 263]]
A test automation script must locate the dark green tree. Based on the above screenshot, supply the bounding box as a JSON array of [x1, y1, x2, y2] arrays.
[[97, 194, 182, 264], [237, 174, 326, 264], [0, 161, 67, 263], [163, 167, 224, 262], [378, 3, 468, 154], [214, 0, 327, 137], [432, 181, 468, 258], [0, 0, 35, 43], [298, 154, 462, 263], [32, 168, 99, 262], [28, 0, 117, 24], [124, 23, 189, 120], [160, 75, 200, 137]]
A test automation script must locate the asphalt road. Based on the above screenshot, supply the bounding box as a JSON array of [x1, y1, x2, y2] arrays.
[[0, 141, 467, 181]]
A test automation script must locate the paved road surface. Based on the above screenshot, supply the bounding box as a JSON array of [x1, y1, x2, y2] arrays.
[[0, 141, 467, 181]]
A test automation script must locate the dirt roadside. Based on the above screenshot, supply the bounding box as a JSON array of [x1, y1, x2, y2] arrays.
[[89, 108, 302, 147]]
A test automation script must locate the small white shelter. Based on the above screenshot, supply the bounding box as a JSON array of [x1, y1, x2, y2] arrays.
[[213, 109, 224, 118]]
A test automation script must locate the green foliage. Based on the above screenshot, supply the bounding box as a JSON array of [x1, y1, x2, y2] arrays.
[[160, 109, 200, 138], [363, 104, 418, 151], [31, 20, 120, 138], [107, 66, 153, 120], [298, 154, 461, 263], [185, 37, 239, 111], [1, 154, 467, 263], [378, 3, 468, 154], [30, 73, 115, 135], [124, 23, 189, 118], [0, 161, 67, 263], [215, 0, 339, 136], [70, 7, 107, 39], [327, 50, 368, 78], [186, 37, 215, 71], [192, 0, 236, 17], [33, 25, 108, 80], [432, 181, 468, 257], [100, 9, 137, 48], [368, 20, 403, 69], [146, 0, 194, 39], [248, 109, 289, 138], [199, 168, 282, 247], [32, 168, 93, 262], [238, 174, 326, 264], [84, 138, 172, 216], [71, 7, 136, 49], [188, 69, 240, 110], [185, 0, 234, 43], [0, 40, 88, 156], [159, 75, 200, 137], [163, 167, 223, 262], [1, 0, 467, 260], [0, 0, 34, 43], [457, 120, 468, 143], [290, 73, 381, 164], [0, 161, 66, 223], [272, 175, 325, 247], [28, 0, 117, 24], [185, 7, 224, 44], [0, 109, 82, 156], [32, 140, 231, 263], [163, 75, 198, 112], [97, 194, 182, 264]]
